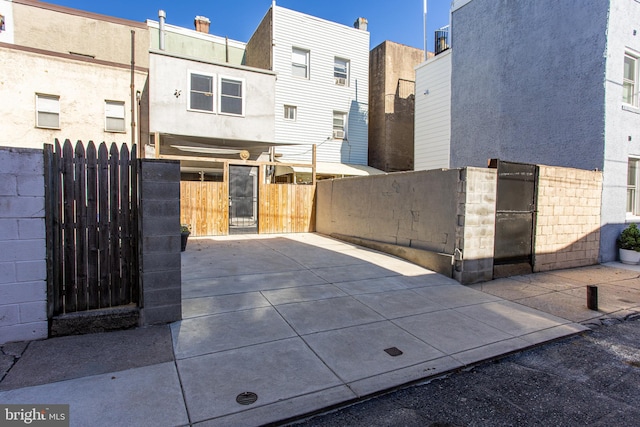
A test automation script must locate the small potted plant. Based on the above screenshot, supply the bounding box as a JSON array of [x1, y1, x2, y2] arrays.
[[180, 224, 191, 252], [618, 223, 640, 264]]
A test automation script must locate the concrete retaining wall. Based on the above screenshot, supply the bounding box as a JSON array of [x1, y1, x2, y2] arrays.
[[0, 147, 48, 344], [535, 166, 602, 272], [316, 167, 498, 284]]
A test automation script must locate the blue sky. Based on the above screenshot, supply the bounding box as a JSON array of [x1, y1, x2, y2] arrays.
[[46, 0, 451, 51]]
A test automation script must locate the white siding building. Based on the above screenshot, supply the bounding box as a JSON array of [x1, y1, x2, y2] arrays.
[[247, 5, 370, 169], [414, 49, 451, 171]]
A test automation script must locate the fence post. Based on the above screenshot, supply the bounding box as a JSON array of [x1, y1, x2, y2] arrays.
[[138, 158, 182, 325]]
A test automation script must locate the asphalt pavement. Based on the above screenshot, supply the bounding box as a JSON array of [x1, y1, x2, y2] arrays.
[[291, 315, 640, 427]]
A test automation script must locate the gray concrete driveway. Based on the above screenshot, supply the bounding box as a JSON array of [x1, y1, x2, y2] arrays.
[[174, 233, 585, 425], [0, 233, 589, 427]]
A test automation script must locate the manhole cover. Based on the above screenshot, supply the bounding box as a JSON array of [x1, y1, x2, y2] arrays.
[[236, 392, 258, 405], [384, 347, 403, 357]]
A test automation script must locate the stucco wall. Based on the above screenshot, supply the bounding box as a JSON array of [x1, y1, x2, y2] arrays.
[[450, 0, 609, 171], [0, 147, 47, 344], [0, 47, 147, 149], [368, 41, 424, 172], [11, 0, 149, 68], [316, 167, 497, 284], [535, 166, 602, 272], [149, 52, 276, 143]]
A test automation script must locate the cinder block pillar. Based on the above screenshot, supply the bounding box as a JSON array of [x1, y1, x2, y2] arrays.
[[138, 159, 182, 325], [0, 147, 48, 344], [454, 167, 497, 284]]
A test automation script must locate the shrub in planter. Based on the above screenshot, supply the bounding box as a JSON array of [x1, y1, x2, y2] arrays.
[[180, 224, 191, 252], [618, 223, 640, 264]]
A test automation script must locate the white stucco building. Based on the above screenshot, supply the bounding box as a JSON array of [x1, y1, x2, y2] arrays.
[[0, 0, 149, 150], [145, 14, 277, 177]]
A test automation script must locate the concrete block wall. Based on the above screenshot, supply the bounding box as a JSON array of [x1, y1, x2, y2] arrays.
[[455, 168, 497, 284], [534, 166, 602, 272], [0, 147, 48, 344], [138, 159, 182, 325], [316, 169, 460, 254]]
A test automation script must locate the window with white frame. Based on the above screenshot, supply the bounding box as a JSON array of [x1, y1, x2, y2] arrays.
[[623, 53, 638, 106], [36, 94, 60, 129], [332, 111, 346, 140], [105, 100, 126, 132], [284, 105, 297, 121], [628, 158, 640, 215], [334, 57, 349, 86], [292, 48, 309, 79], [219, 77, 244, 115], [189, 72, 214, 112]]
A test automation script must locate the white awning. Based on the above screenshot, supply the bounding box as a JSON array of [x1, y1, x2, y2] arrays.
[[275, 161, 385, 178]]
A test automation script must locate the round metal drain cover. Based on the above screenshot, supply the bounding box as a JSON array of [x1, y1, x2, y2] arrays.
[[236, 392, 258, 405]]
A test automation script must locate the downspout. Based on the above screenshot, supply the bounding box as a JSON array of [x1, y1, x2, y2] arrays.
[[130, 30, 136, 147]]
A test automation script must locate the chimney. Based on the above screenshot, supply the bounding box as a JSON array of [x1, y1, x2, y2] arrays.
[[194, 16, 210, 34], [158, 10, 166, 50], [354, 17, 368, 31]]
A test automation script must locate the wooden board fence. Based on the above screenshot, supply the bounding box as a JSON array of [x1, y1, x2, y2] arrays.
[[180, 181, 228, 236], [44, 139, 139, 317], [259, 183, 316, 234]]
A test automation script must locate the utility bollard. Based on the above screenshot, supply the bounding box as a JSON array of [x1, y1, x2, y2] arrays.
[[587, 285, 598, 311]]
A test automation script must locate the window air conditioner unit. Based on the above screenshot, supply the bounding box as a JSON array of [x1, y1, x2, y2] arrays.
[[335, 77, 346, 86], [333, 130, 345, 139]]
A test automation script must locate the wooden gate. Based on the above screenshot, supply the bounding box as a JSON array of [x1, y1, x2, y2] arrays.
[[44, 139, 139, 317], [180, 165, 316, 237]]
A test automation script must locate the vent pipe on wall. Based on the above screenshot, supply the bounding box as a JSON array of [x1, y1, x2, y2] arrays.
[[158, 10, 166, 51]]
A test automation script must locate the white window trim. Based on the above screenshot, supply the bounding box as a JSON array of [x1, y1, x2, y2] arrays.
[[627, 156, 640, 219], [623, 50, 640, 107], [35, 93, 60, 129], [284, 105, 297, 121], [104, 100, 126, 133], [332, 111, 347, 140], [334, 57, 350, 86], [218, 75, 245, 117], [292, 47, 310, 79], [188, 70, 216, 113]]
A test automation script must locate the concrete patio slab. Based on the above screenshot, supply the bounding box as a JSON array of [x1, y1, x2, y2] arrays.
[[393, 310, 514, 354], [411, 283, 502, 308], [177, 337, 350, 424], [181, 269, 327, 299], [261, 284, 348, 305], [0, 326, 173, 390], [0, 363, 188, 427], [353, 289, 444, 318], [514, 292, 607, 323], [454, 300, 575, 336], [469, 277, 555, 300], [275, 296, 385, 335], [171, 306, 296, 359], [302, 321, 445, 383], [311, 263, 399, 284], [182, 292, 271, 319]]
